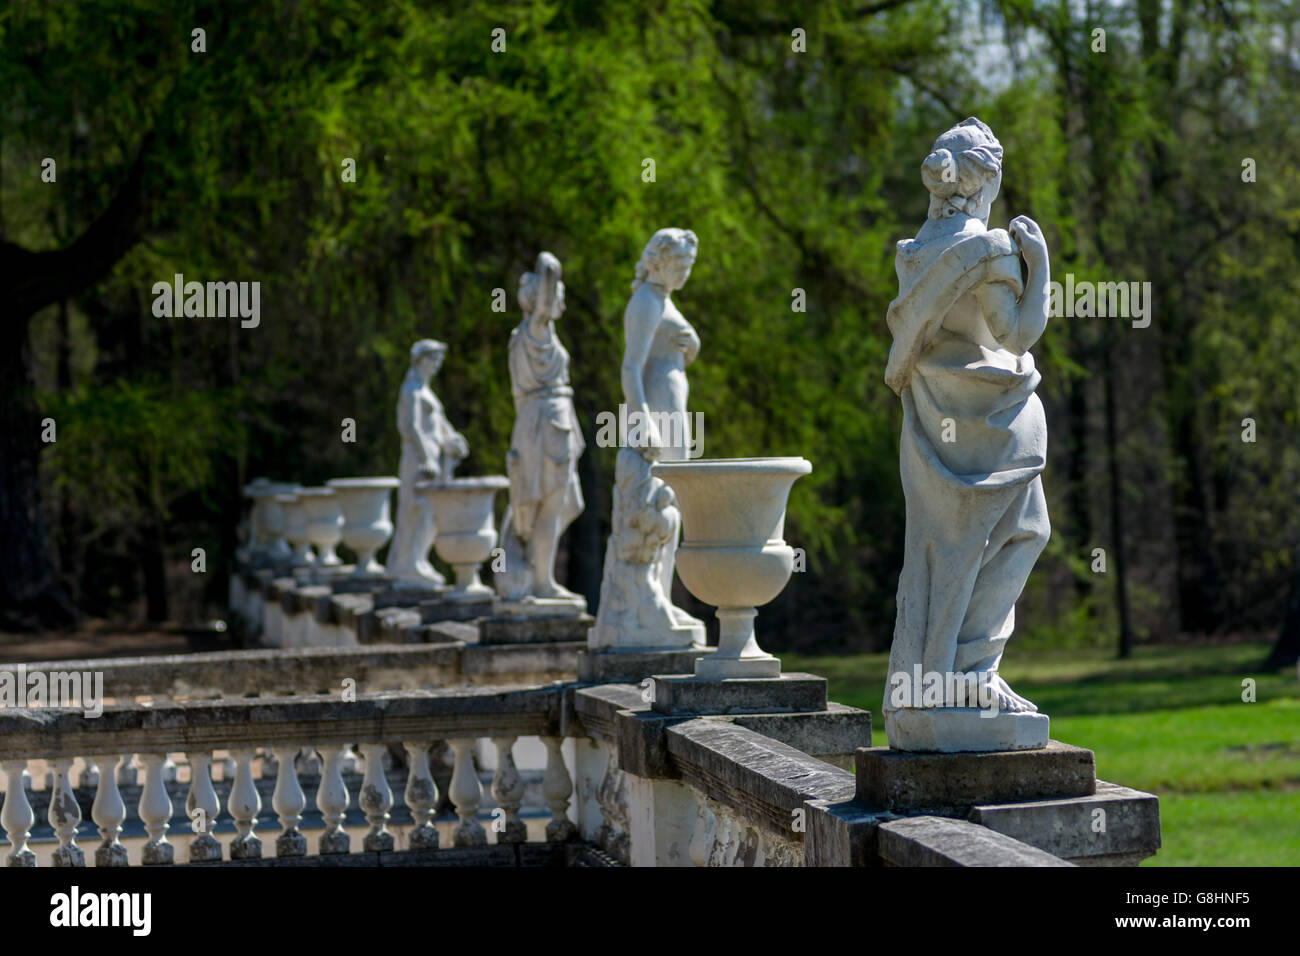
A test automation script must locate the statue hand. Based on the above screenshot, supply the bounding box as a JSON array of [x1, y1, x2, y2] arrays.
[[418, 463, 439, 482], [1009, 215, 1048, 268], [673, 327, 700, 362]]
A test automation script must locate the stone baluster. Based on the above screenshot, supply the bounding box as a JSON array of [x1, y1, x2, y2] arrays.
[[138, 754, 174, 864], [358, 743, 394, 852], [402, 741, 439, 851], [448, 738, 486, 847], [228, 748, 262, 859], [186, 751, 222, 862], [91, 754, 129, 867], [315, 743, 351, 854], [272, 745, 307, 857], [541, 736, 576, 842], [490, 735, 526, 844], [1, 759, 36, 867], [48, 757, 85, 867], [81, 758, 100, 790]]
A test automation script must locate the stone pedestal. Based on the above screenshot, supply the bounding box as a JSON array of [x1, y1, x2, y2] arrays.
[[855, 740, 1095, 813], [479, 613, 595, 645], [329, 573, 394, 595], [372, 585, 446, 610], [577, 647, 713, 683], [419, 595, 493, 625], [650, 672, 827, 716]]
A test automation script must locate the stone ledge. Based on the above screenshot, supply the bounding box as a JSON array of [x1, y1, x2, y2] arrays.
[[877, 816, 1075, 867], [856, 739, 1096, 813], [0, 685, 564, 759], [665, 719, 856, 840], [969, 780, 1161, 865]]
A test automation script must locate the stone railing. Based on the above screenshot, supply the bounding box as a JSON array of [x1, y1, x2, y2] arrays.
[[0, 685, 608, 867], [0, 672, 1162, 867]]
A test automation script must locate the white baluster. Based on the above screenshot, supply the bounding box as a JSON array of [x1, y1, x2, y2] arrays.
[[315, 743, 351, 854], [138, 754, 174, 864], [358, 743, 393, 852], [228, 748, 262, 859], [48, 757, 85, 867], [272, 745, 307, 856], [490, 736, 526, 844], [91, 754, 129, 866], [541, 736, 576, 843], [80, 758, 100, 790], [448, 738, 485, 847], [402, 741, 439, 851], [186, 752, 222, 862], [2, 760, 36, 867]]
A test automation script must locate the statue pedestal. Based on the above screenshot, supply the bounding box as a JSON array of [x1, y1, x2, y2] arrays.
[[649, 672, 827, 716], [856, 740, 1094, 813], [419, 595, 492, 624], [478, 611, 595, 645], [577, 646, 712, 683], [885, 707, 1049, 753]]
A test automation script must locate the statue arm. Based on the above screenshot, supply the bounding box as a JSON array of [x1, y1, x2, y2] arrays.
[[621, 297, 662, 450]]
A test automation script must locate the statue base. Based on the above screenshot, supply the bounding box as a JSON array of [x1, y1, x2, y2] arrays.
[[650, 673, 827, 716], [586, 620, 705, 653], [884, 707, 1050, 753], [492, 595, 587, 619], [576, 646, 712, 683], [419, 595, 492, 624], [479, 612, 595, 645], [856, 739, 1095, 813]]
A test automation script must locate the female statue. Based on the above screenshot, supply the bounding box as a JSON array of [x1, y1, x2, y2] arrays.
[[883, 118, 1052, 750], [389, 339, 468, 586], [590, 229, 704, 648], [495, 252, 587, 603]]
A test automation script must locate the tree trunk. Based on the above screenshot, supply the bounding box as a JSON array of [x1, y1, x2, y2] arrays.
[[0, 316, 78, 630], [1265, 559, 1300, 670]]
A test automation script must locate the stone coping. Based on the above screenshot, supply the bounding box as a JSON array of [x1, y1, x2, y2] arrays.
[[0, 642, 583, 699], [0, 685, 564, 760], [877, 816, 1075, 867]]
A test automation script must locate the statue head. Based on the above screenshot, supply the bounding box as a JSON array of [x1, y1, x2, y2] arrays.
[[920, 117, 1003, 225], [410, 338, 447, 378], [519, 251, 565, 322], [632, 228, 699, 293]]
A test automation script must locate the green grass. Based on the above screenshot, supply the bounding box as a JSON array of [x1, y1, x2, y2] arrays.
[[784, 643, 1300, 866]]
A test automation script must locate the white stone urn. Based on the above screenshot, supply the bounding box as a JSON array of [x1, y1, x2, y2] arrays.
[[244, 480, 299, 561], [276, 492, 315, 565], [419, 476, 510, 600], [326, 477, 400, 576], [651, 457, 811, 679], [299, 487, 343, 566]]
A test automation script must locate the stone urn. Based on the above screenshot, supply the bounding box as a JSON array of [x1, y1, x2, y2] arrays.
[[276, 492, 316, 565], [244, 480, 299, 561], [419, 476, 509, 600], [326, 477, 400, 576], [651, 457, 811, 679], [299, 487, 344, 566]]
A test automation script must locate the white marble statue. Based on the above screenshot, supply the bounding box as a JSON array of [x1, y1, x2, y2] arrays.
[[590, 229, 704, 649], [388, 339, 469, 586], [495, 252, 588, 606], [882, 118, 1053, 752]]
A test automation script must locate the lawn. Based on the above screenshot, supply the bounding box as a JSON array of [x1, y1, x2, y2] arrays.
[[783, 643, 1300, 866]]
